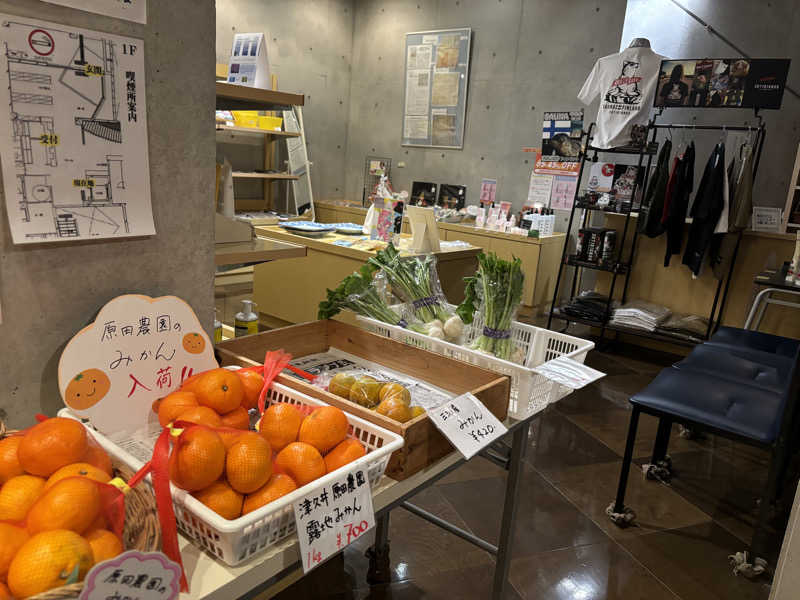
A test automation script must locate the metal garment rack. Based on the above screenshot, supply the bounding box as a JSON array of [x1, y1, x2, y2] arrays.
[[547, 109, 767, 347]]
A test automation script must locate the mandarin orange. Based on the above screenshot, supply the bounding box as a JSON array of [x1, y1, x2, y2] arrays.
[[220, 406, 250, 430], [0, 436, 24, 485], [323, 438, 366, 473], [17, 418, 88, 477], [169, 427, 226, 491], [193, 368, 243, 414], [236, 370, 265, 411], [175, 406, 223, 429], [0, 475, 46, 523], [82, 436, 113, 476], [193, 480, 243, 520], [0, 523, 29, 580], [158, 391, 199, 427], [258, 403, 303, 452], [298, 406, 348, 454], [242, 474, 298, 515], [226, 432, 272, 494], [44, 463, 111, 490], [84, 528, 124, 563], [27, 477, 101, 535], [274, 442, 326, 486]]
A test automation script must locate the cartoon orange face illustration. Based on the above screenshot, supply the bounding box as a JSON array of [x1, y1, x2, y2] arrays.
[[182, 332, 206, 354], [64, 368, 111, 410]]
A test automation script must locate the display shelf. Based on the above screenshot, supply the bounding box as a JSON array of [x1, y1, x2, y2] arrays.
[[215, 82, 304, 110], [587, 143, 658, 156], [231, 171, 299, 180], [216, 124, 301, 137], [574, 200, 637, 216], [565, 255, 627, 274]]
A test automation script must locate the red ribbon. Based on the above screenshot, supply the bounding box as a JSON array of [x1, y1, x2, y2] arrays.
[[255, 350, 293, 415]]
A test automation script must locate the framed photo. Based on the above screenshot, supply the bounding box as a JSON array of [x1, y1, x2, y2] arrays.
[[751, 206, 782, 232]]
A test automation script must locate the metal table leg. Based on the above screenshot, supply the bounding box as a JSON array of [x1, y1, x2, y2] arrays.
[[366, 512, 391, 584], [491, 422, 529, 599]]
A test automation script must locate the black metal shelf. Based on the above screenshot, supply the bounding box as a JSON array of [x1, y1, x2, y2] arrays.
[[574, 201, 637, 215], [566, 255, 627, 274], [587, 143, 658, 156]]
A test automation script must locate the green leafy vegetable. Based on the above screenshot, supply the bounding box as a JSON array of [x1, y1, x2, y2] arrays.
[[317, 262, 406, 326]]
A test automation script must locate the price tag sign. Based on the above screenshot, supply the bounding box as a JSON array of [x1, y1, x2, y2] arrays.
[[428, 393, 508, 459], [79, 550, 181, 600], [293, 465, 376, 573]]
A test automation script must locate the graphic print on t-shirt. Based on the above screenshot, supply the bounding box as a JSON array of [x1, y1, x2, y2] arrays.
[[603, 61, 643, 108]]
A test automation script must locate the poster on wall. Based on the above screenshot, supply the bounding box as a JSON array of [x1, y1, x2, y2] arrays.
[[0, 14, 154, 244], [401, 28, 471, 149], [654, 58, 791, 109], [40, 0, 146, 24], [541, 110, 583, 162]]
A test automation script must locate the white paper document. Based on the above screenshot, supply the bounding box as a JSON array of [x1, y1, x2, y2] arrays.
[[403, 116, 429, 140], [406, 44, 432, 69], [40, 0, 146, 23], [404, 70, 430, 116], [0, 15, 154, 244], [428, 393, 508, 460], [527, 173, 555, 206], [533, 357, 605, 390], [431, 72, 459, 106]]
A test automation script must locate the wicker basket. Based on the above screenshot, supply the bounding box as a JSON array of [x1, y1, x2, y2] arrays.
[[0, 420, 161, 600]]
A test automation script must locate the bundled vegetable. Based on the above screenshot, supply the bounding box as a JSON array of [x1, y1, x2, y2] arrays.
[[317, 263, 411, 327], [368, 243, 464, 342], [457, 252, 525, 363]]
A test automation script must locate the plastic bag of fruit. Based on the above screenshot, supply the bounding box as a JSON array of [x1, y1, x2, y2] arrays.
[[0, 416, 130, 598], [321, 371, 425, 423]]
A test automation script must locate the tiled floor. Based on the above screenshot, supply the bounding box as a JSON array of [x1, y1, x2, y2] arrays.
[[275, 343, 783, 599]]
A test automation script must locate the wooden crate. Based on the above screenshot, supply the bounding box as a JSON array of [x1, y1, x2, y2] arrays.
[[216, 320, 510, 480]]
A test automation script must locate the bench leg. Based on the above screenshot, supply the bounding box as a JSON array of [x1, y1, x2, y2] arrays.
[[608, 405, 639, 526]]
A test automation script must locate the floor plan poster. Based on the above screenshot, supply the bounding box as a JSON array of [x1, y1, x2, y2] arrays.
[[0, 15, 153, 244], [39, 1, 146, 24]]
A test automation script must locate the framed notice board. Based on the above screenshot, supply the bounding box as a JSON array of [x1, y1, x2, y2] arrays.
[[401, 28, 471, 149]]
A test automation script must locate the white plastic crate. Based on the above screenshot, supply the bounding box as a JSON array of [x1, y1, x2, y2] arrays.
[[61, 381, 403, 566], [357, 305, 594, 419]]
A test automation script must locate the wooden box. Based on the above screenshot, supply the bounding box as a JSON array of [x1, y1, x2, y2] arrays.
[[216, 320, 510, 480]]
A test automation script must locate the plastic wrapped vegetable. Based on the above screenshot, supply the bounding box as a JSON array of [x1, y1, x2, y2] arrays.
[[369, 243, 464, 342], [317, 263, 410, 327], [457, 252, 525, 363]]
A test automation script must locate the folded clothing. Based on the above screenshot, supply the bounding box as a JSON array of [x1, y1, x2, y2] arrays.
[[657, 312, 709, 340], [610, 300, 671, 332], [561, 291, 615, 323]]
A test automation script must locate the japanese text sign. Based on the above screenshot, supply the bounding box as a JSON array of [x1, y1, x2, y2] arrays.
[[293, 465, 376, 573], [79, 551, 180, 600], [58, 295, 217, 436], [428, 393, 508, 459]]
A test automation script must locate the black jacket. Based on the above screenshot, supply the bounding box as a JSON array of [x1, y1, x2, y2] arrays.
[[683, 143, 725, 276], [663, 142, 694, 266]]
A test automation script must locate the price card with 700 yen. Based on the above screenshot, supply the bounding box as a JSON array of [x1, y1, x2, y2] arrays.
[[428, 393, 508, 459], [293, 464, 376, 573]]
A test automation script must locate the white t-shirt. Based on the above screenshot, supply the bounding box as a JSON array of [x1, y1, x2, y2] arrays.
[[578, 46, 666, 149]]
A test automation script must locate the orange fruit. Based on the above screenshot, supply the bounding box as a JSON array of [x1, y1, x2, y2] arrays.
[[7, 530, 94, 598], [226, 432, 272, 494], [298, 406, 349, 454], [84, 528, 123, 563], [87, 512, 108, 532], [63, 368, 111, 411], [179, 371, 204, 394], [379, 382, 411, 404], [82, 436, 113, 476], [220, 406, 250, 430], [18, 418, 89, 477], [182, 332, 206, 354], [349, 375, 382, 408], [0, 581, 10, 600], [169, 427, 225, 491], [328, 373, 356, 399], [258, 403, 303, 452], [218, 429, 245, 450], [175, 406, 223, 429], [242, 474, 298, 515], [0, 523, 29, 580], [193, 480, 243, 520], [0, 475, 46, 522], [236, 370, 265, 411], [45, 463, 111, 490], [27, 477, 101, 535], [0, 436, 24, 485], [274, 442, 326, 487], [158, 391, 199, 427], [375, 397, 414, 423], [193, 368, 243, 414], [324, 439, 366, 473]]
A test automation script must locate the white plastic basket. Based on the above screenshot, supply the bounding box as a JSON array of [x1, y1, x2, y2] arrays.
[[62, 381, 403, 566], [357, 305, 594, 419]]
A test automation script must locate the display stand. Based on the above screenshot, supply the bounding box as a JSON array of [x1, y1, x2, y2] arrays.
[[547, 110, 767, 346]]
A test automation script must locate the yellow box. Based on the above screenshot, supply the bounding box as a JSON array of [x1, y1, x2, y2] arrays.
[[258, 116, 283, 131], [232, 110, 260, 128]]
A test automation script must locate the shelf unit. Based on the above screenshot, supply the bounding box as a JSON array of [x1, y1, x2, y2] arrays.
[[215, 82, 304, 111], [547, 111, 767, 346], [782, 142, 800, 232], [216, 124, 301, 138], [231, 172, 299, 180]]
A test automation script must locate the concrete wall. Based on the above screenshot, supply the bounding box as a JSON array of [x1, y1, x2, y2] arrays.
[[344, 0, 628, 212], [216, 0, 355, 204], [622, 0, 800, 211], [0, 0, 216, 428]]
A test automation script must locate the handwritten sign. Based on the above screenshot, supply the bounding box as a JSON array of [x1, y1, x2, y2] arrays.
[[293, 465, 376, 573], [58, 295, 217, 436], [428, 393, 508, 459], [79, 551, 180, 600]]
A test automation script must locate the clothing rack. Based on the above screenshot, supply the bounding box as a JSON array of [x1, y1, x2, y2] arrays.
[[547, 109, 766, 347]]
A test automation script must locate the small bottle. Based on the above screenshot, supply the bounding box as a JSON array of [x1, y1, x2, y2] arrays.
[[214, 309, 223, 344], [234, 300, 259, 337], [531, 209, 541, 236]]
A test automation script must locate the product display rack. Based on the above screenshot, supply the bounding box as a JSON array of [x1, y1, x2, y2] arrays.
[[547, 110, 767, 346]]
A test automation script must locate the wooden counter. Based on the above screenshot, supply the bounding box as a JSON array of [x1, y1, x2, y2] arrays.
[[251, 226, 481, 327], [314, 201, 566, 315]]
